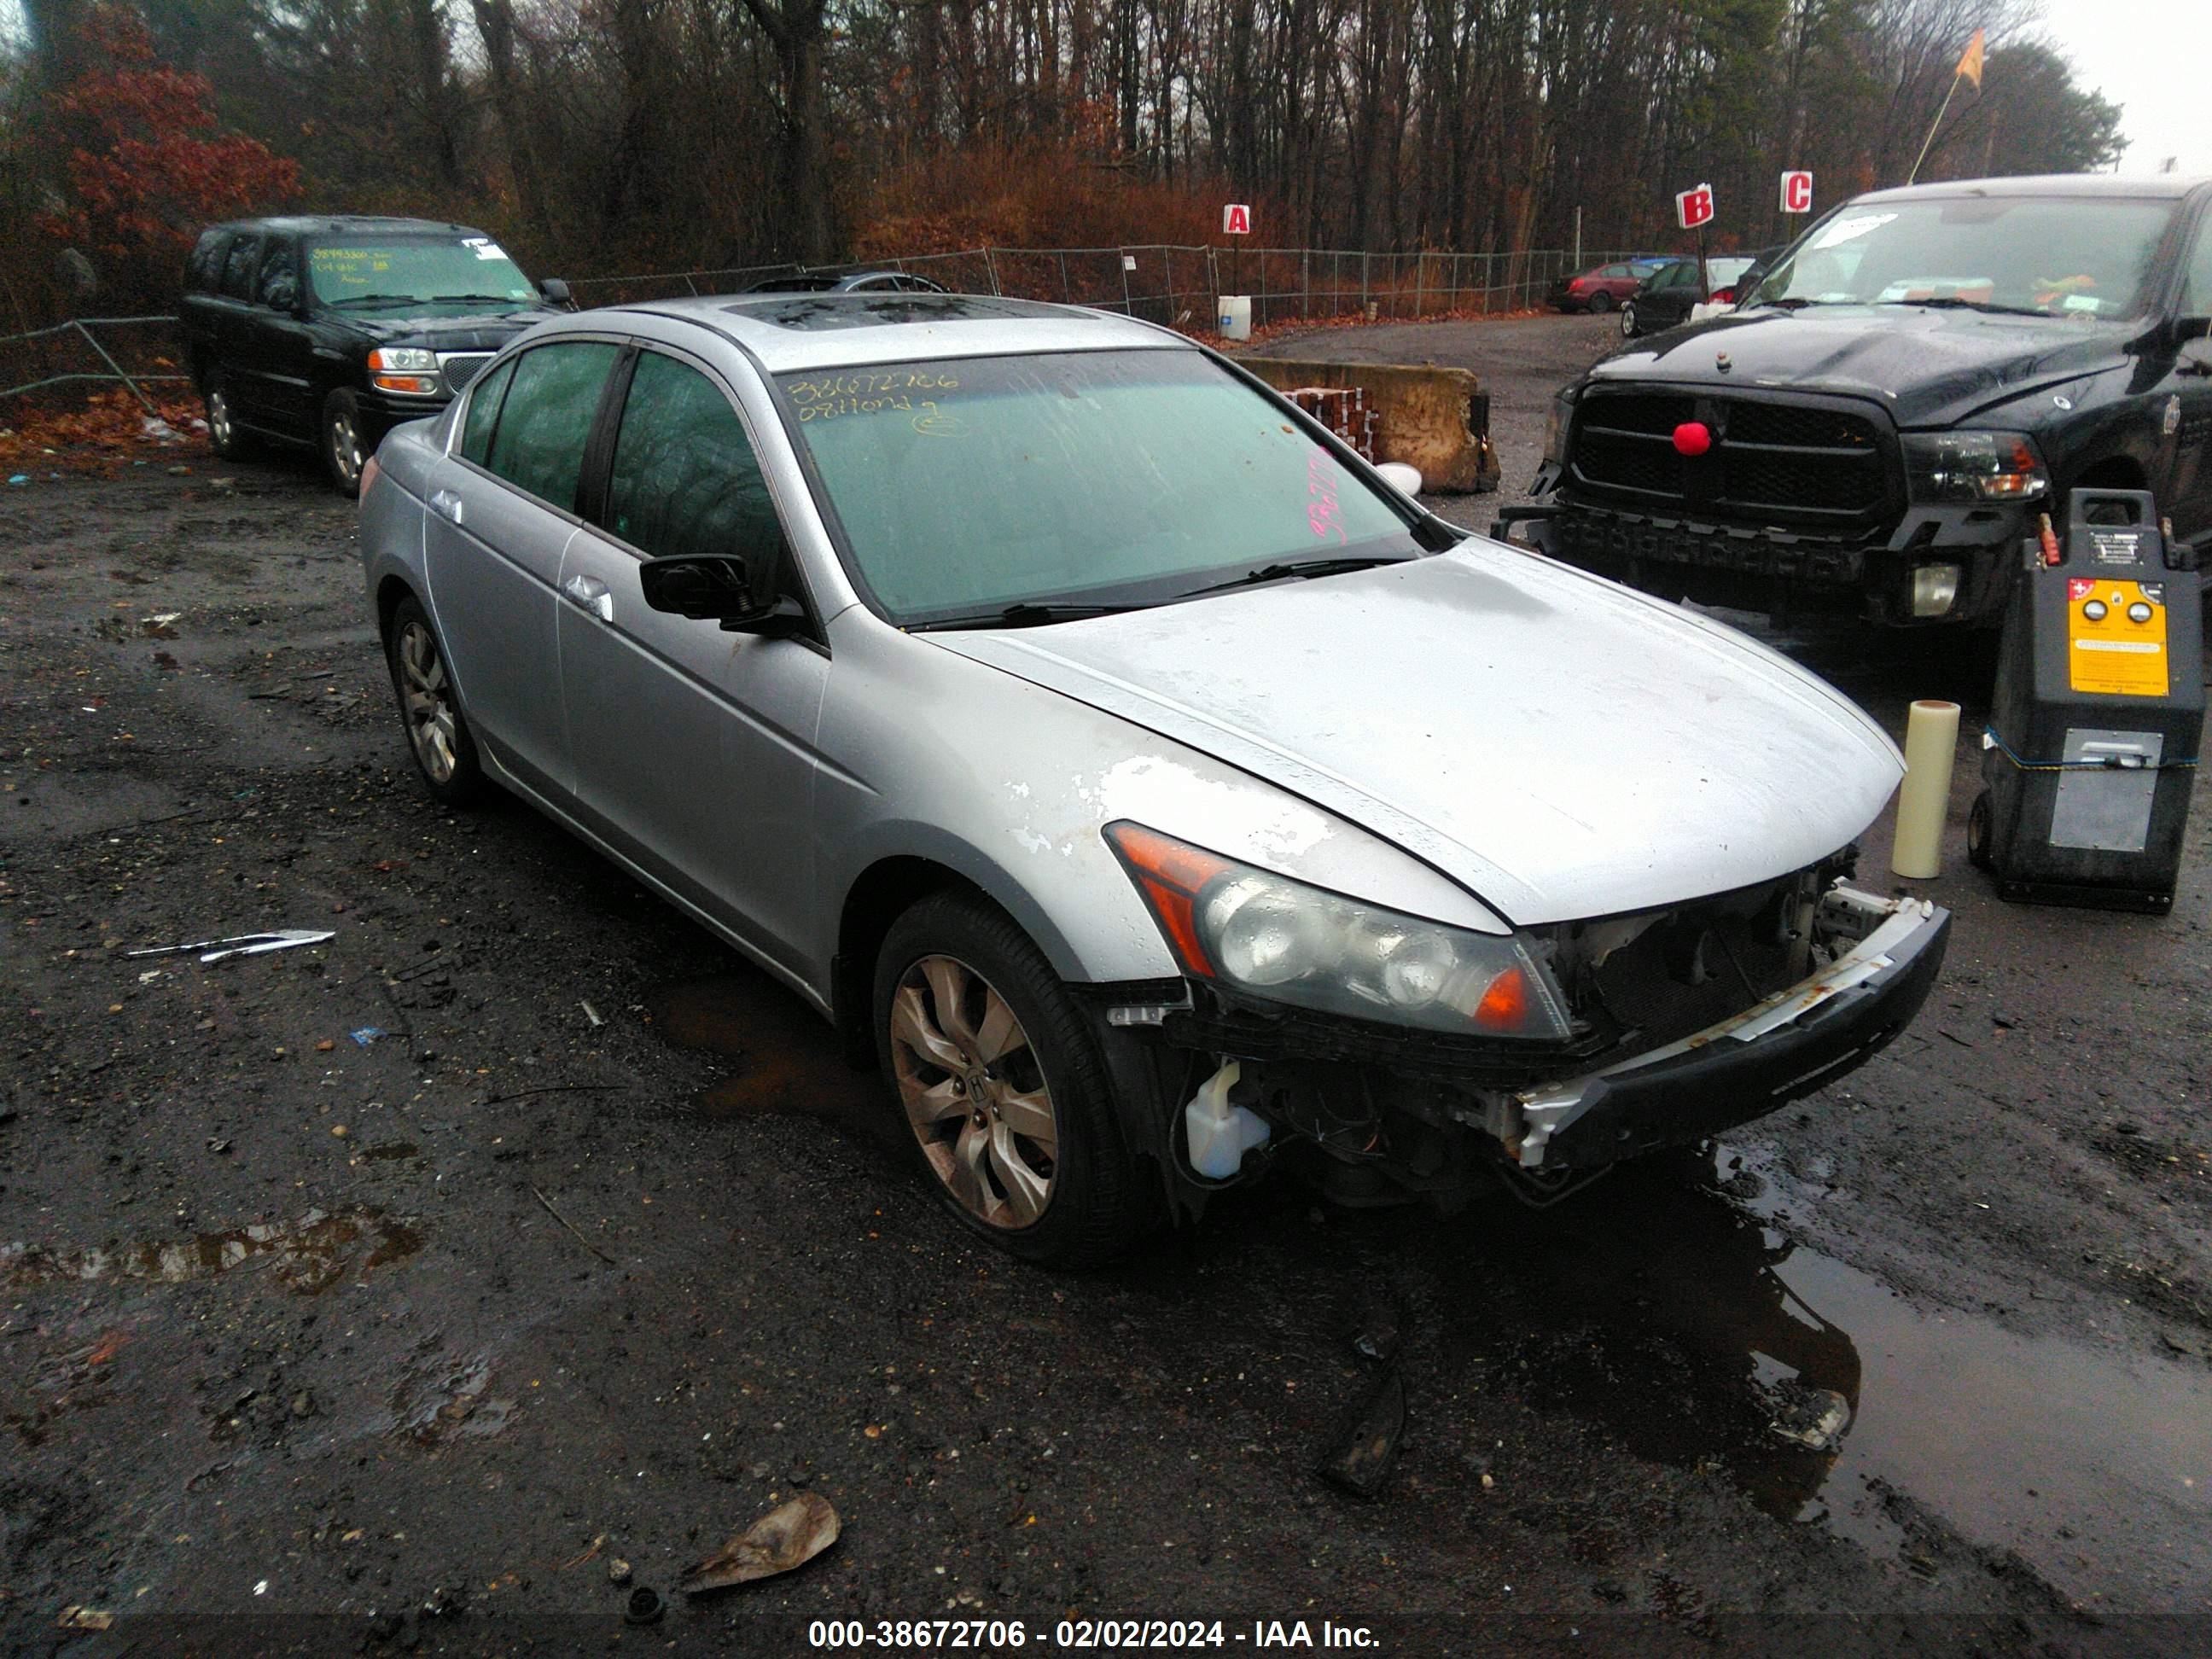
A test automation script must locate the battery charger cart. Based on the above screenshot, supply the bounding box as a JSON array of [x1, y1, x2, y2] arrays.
[[1969, 489, 2203, 915]]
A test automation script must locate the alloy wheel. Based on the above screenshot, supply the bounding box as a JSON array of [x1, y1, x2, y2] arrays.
[[888, 954, 1057, 1229], [396, 620, 459, 783], [208, 388, 234, 449], [328, 408, 362, 491]]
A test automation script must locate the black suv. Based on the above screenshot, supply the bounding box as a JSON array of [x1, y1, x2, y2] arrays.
[[178, 215, 569, 495], [1517, 176, 2212, 625]]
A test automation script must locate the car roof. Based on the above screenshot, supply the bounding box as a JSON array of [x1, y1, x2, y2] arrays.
[[201, 215, 498, 238], [1850, 172, 2210, 206], [594, 293, 1185, 373], [746, 271, 940, 293]]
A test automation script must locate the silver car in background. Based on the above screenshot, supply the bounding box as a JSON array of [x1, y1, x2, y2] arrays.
[[358, 293, 1950, 1266]]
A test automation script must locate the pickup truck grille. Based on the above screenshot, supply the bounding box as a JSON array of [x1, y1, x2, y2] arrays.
[[1569, 390, 1893, 533]]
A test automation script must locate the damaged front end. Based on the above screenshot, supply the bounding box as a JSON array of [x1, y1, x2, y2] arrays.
[[1105, 828, 1949, 1210]]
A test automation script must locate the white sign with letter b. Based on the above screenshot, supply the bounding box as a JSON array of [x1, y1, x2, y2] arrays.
[[1675, 183, 1715, 230]]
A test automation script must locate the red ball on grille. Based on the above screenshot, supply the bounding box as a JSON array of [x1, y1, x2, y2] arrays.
[[1672, 422, 1713, 457]]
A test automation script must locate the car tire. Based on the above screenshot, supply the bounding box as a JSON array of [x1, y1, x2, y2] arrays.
[[1587, 290, 1615, 313], [384, 595, 486, 806], [873, 890, 1146, 1267], [321, 387, 368, 498], [205, 375, 259, 461], [1966, 790, 1994, 872], [1621, 303, 1639, 339]]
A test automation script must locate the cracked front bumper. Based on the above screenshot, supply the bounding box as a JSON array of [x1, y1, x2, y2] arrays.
[[1510, 888, 1951, 1170]]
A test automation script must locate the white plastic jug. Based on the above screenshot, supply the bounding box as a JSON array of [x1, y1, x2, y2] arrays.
[[1216, 295, 1253, 341]]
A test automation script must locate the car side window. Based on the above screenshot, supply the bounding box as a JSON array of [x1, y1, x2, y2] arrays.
[[255, 237, 300, 311], [603, 351, 780, 566], [1601, 265, 1631, 279], [186, 230, 228, 293], [481, 341, 620, 513], [459, 357, 518, 465], [2183, 216, 2212, 317], [220, 234, 262, 301]]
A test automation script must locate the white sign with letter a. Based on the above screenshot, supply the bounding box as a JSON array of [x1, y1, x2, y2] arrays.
[[1222, 203, 1252, 236]]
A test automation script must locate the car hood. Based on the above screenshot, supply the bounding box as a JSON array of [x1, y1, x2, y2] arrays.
[[928, 546, 1902, 925], [341, 311, 555, 352], [1591, 304, 2133, 428]]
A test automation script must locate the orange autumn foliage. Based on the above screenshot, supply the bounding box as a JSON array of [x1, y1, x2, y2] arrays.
[[39, 7, 300, 295]]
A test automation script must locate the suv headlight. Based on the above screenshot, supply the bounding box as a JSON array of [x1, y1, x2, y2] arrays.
[[368, 347, 442, 396], [1104, 822, 1575, 1040], [1902, 429, 2048, 503]]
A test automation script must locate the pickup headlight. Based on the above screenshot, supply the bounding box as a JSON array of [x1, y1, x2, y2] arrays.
[[1541, 390, 1575, 467], [1104, 822, 1575, 1040], [368, 347, 442, 396], [1902, 429, 2048, 503]]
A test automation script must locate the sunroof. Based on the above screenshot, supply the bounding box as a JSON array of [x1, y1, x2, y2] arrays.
[[719, 294, 1068, 331]]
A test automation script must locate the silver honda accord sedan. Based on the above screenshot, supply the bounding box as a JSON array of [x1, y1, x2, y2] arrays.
[[358, 292, 1949, 1265]]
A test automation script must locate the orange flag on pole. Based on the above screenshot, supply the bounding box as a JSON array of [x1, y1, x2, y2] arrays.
[[1954, 27, 1985, 87]]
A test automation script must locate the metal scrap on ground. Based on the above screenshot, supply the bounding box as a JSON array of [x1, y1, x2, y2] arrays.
[[125, 928, 337, 963]]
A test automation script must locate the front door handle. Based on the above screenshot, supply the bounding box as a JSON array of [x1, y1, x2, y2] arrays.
[[562, 573, 614, 623], [429, 488, 464, 525]]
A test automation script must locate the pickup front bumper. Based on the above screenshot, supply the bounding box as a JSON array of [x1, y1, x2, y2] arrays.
[[1507, 888, 1950, 1169], [1511, 493, 2029, 625]]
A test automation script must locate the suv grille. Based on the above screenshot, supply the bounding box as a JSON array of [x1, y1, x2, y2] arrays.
[[1569, 390, 1892, 531], [438, 352, 493, 391]]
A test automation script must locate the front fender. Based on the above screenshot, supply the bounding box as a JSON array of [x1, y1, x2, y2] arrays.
[[811, 614, 1511, 991]]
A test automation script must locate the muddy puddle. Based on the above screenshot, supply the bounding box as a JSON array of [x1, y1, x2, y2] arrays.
[[1, 1206, 421, 1296], [649, 971, 899, 1146], [1444, 1148, 2212, 1608]]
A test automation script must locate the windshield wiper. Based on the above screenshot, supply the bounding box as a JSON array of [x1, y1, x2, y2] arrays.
[[1877, 296, 2054, 317], [1759, 296, 1836, 311], [328, 293, 425, 307], [912, 601, 1139, 632], [430, 294, 533, 306], [1179, 553, 1409, 597]]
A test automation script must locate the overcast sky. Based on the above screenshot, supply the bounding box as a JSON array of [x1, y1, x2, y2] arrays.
[[2035, 0, 2210, 176]]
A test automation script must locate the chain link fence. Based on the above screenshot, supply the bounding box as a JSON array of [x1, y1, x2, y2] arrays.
[[3, 246, 1635, 406], [0, 317, 191, 413], [566, 245, 1640, 329]]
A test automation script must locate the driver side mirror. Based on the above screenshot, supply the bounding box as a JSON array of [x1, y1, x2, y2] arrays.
[[638, 551, 806, 637], [539, 277, 573, 308]]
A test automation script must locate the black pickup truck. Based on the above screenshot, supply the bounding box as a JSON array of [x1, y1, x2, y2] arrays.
[[178, 215, 569, 495], [1516, 175, 2212, 625]]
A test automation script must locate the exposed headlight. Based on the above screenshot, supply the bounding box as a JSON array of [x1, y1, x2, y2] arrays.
[[1902, 429, 2047, 503], [1103, 822, 1575, 1040], [368, 347, 442, 396]]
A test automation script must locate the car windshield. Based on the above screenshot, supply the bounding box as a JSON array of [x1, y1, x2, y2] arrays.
[[1748, 196, 2179, 319], [779, 349, 1421, 624], [308, 236, 539, 308]]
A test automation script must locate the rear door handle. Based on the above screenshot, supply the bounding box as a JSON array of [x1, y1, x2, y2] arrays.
[[562, 573, 614, 623], [429, 489, 463, 526]]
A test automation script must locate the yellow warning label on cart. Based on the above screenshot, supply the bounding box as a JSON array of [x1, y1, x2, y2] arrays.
[[2065, 578, 2168, 696]]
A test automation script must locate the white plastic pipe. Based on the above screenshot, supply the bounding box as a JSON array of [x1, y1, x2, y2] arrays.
[[1890, 699, 1962, 879]]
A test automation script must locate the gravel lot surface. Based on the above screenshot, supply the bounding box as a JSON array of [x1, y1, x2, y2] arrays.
[[3, 317, 2209, 1656]]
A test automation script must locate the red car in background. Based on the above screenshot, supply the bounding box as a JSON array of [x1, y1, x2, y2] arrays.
[[1546, 256, 1670, 313]]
